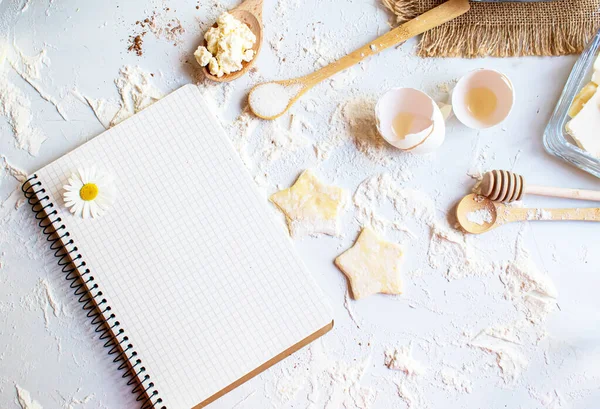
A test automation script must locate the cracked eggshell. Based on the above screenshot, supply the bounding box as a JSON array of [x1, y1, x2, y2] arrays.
[[452, 69, 514, 130], [375, 88, 446, 154]]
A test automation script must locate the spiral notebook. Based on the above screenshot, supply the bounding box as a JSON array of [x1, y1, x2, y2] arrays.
[[22, 84, 333, 409]]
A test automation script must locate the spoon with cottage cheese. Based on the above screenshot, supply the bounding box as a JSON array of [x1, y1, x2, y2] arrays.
[[194, 0, 263, 82]]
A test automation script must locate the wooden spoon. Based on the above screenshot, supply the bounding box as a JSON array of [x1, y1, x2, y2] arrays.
[[248, 0, 470, 120], [202, 0, 263, 82], [478, 170, 600, 203], [456, 193, 600, 234]]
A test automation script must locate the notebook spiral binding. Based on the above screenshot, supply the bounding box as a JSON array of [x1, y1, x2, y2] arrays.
[[22, 175, 166, 409]]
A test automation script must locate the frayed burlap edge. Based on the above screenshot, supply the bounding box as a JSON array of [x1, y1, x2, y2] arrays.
[[382, 0, 421, 24], [382, 0, 600, 57]]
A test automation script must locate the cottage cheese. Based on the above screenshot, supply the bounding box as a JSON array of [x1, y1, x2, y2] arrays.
[[194, 12, 256, 77]]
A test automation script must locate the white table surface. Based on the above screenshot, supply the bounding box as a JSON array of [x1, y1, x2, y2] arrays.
[[1, 0, 600, 408]]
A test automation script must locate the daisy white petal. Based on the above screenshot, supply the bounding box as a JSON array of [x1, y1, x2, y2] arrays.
[[71, 200, 84, 216], [82, 202, 92, 219], [89, 201, 100, 218]]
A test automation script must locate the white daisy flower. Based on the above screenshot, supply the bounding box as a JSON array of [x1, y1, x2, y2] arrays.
[[63, 167, 115, 219]]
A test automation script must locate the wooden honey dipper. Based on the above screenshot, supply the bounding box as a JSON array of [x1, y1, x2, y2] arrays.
[[479, 170, 600, 203]]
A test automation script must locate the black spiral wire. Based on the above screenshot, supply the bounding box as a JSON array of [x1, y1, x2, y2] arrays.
[[22, 175, 166, 409]]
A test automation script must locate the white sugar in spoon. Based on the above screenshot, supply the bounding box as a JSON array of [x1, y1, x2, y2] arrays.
[[248, 0, 471, 120]]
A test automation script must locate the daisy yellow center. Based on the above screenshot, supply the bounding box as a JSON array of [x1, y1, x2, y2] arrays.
[[79, 183, 99, 201]]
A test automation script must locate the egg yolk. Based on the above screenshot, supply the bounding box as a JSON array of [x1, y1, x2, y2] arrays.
[[79, 183, 99, 201], [392, 112, 415, 139], [466, 87, 497, 122]]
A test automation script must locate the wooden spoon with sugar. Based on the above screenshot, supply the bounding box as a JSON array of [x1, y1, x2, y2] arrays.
[[456, 194, 600, 234], [248, 0, 471, 119]]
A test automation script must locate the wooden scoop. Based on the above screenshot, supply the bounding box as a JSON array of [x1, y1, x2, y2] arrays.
[[202, 0, 263, 82], [248, 0, 470, 119], [479, 170, 600, 203], [456, 194, 600, 234]]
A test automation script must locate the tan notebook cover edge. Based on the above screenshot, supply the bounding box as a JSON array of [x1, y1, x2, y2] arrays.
[[192, 320, 334, 409]]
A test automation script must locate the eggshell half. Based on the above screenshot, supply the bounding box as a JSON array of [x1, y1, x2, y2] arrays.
[[375, 88, 446, 154], [452, 69, 514, 130]]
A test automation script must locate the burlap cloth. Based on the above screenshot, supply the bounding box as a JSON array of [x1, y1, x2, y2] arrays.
[[382, 0, 600, 57]]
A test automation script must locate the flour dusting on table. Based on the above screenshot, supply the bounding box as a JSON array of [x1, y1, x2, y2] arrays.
[[110, 65, 164, 126], [470, 325, 529, 384], [353, 172, 435, 234], [16, 385, 43, 409], [0, 44, 47, 156], [501, 230, 558, 324], [8, 45, 69, 120], [1, 155, 27, 183], [384, 345, 425, 376], [440, 367, 472, 394]]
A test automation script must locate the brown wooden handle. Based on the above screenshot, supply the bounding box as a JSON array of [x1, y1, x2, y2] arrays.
[[300, 0, 470, 87], [499, 206, 600, 223], [235, 0, 263, 21], [525, 184, 600, 202]]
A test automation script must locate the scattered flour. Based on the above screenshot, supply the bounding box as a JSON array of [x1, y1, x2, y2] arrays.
[[501, 230, 558, 324], [260, 114, 310, 163], [466, 138, 491, 180], [8, 46, 69, 120], [428, 221, 495, 281], [440, 367, 473, 394], [395, 378, 427, 409], [110, 65, 163, 126], [308, 353, 376, 409], [84, 96, 120, 130], [226, 108, 259, 171], [1, 155, 27, 183], [469, 325, 529, 384], [225, 108, 313, 189], [20, 279, 65, 329], [353, 172, 435, 234], [268, 342, 376, 409], [322, 97, 398, 164], [529, 388, 566, 409], [344, 290, 362, 329], [0, 44, 47, 156], [16, 385, 43, 409], [384, 345, 425, 376], [61, 392, 94, 409]]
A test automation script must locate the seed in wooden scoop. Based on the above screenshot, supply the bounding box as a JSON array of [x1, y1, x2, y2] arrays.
[[456, 194, 497, 234]]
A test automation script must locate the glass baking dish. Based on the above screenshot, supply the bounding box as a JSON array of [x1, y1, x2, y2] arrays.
[[543, 28, 600, 178]]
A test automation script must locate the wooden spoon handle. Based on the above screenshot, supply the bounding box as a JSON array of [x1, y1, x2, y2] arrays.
[[499, 206, 600, 223], [525, 184, 600, 202], [236, 0, 263, 20], [300, 0, 470, 87]]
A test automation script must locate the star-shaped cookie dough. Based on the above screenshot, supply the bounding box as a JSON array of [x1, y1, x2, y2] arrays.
[[270, 169, 349, 237], [335, 227, 404, 300]]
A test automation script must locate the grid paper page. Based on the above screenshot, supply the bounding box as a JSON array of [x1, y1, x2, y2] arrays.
[[33, 85, 333, 409]]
